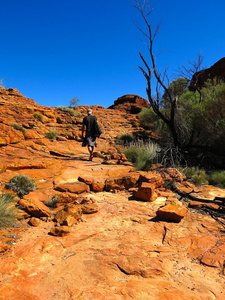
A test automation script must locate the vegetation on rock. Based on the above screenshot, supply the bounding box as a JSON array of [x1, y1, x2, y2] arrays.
[[46, 129, 59, 141], [0, 193, 18, 228], [123, 141, 159, 171], [5, 175, 37, 198], [57, 106, 81, 117], [134, 0, 225, 169], [10, 122, 26, 135], [33, 112, 44, 122]]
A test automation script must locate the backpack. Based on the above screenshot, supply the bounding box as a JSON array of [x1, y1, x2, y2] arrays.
[[93, 120, 102, 137]]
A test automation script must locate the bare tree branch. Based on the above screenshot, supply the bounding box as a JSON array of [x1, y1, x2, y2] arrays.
[[134, 0, 179, 147]]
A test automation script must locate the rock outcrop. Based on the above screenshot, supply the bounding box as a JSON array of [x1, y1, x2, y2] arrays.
[[189, 57, 225, 91], [0, 87, 225, 299], [108, 94, 150, 114]]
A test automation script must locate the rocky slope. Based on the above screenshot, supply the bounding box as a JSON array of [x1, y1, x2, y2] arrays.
[[0, 88, 225, 299], [189, 57, 225, 91]]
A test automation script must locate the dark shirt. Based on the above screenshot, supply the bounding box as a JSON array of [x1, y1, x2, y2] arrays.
[[83, 115, 97, 134]]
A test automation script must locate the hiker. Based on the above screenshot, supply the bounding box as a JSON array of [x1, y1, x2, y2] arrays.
[[81, 109, 101, 161]]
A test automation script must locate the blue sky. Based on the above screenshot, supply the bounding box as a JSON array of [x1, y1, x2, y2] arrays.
[[0, 0, 224, 108]]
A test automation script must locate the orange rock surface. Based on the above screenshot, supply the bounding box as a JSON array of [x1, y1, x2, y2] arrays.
[[0, 88, 225, 299]]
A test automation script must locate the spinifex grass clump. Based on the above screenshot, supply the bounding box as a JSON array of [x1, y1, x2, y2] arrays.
[[0, 193, 18, 228], [57, 106, 81, 117], [10, 122, 26, 135], [123, 141, 160, 171], [116, 133, 135, 145], [33, 112, 44, 122], [183, 167, 208, 186], [5, 175, 37, 198], [46, 130, 59, 141], [209, 170, 225, 188]]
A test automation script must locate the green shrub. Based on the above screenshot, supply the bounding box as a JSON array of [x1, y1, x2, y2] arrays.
[[209, 170, 225, 188], [5, 175, 37, 198], [57, 106, 81, 117], [67, 124, 73, 129], [10, 122, 26, 135], [33, 112, 44, 122], [123, 141, 160, 171], [44, 194, 61, 208], [183, 167, 208, 186], [0, 193, 18, 228], [116, 133, 135, 145], [46, 130, 59, 141]]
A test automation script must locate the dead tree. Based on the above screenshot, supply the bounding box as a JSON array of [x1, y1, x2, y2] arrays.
[[134, 0, 179, 147], [177, 52, 206, 101]]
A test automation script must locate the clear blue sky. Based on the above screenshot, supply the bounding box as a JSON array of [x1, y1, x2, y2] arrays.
[[0, 0, 224, 108]]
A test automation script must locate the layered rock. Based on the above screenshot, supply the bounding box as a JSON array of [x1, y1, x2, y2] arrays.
[[108, 94, 150, 114]]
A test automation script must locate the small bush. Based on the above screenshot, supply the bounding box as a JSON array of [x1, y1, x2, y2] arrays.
[[5, 175, 37, 198], [46, 130, 59, 141], [0, 193, 18, 228], [183, 167, 208, 186], [116, 133, 135, 145], [10, 122, 26, 135], [44, 194, 61, 208], [209, 171, 225, 188], [57, 106, 81, 117], [33, 112, 44, 122], [123, 141, 160, 171]]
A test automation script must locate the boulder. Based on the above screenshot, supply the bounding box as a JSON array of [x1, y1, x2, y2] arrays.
[[55, 182, 90, 194], [105, 173, 139, 191], [50, 226, 71, 237], [139, 171, 164, 188], [28, 217, 41, 227], [91, 178, 105, 192], [135, 182, 157, 202], [54, 204, 82, 226], [80, 203, 99, 214], [156, 204, 187, 223], [19, 198, 50, 218]]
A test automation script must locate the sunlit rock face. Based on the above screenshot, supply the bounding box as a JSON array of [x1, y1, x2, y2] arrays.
[[108, 94, 150, 114]]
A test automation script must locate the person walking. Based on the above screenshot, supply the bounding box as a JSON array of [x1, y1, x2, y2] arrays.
[[82, 108, 100, 161]]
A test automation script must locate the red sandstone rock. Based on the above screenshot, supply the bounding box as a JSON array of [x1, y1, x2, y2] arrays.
[[105, 173, 139, 191], [139, 171, 164, 188], [200, 238, 225, 267], [28, 217, 41, 227], [54, 204, 82, 226], [50, 225, 71, 237], [91, 178, 105, 192], [19, 198, 50, 218], [135, 182, 157, 202], [24, 190, 50, 203], [80, 203, 99, 214], [156, 204, 187, 223], [109, 94, 150, 114], [55, 182, 90, 194], [189, 200, 220, 210]]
